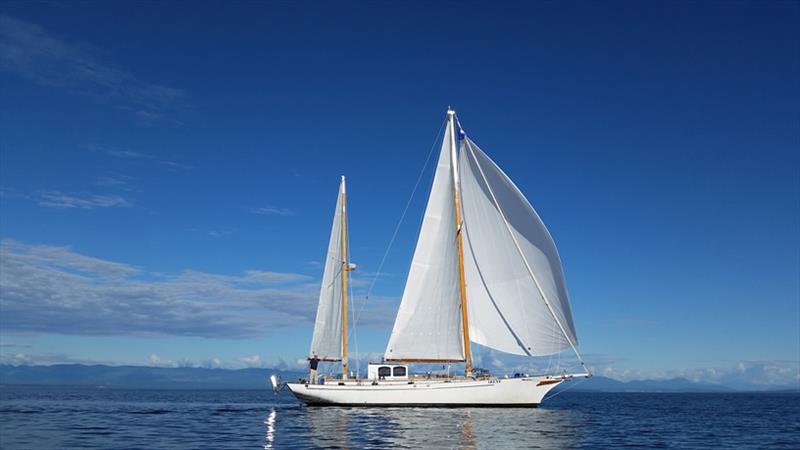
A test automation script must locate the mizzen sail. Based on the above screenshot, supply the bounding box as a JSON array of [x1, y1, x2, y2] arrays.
[[309, 178, 345, 360]]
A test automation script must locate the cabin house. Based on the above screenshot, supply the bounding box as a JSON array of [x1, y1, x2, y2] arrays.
[[367, 363, 408, 381]]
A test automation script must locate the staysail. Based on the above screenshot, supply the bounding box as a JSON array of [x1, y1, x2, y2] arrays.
[[309, 178, 345, 360], [459, 137, 578, 356], [384, 119, 465, 361]]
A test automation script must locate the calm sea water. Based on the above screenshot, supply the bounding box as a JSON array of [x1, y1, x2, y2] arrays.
[[1, 386, 798, 449]]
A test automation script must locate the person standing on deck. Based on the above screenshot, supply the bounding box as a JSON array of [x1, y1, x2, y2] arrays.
[[308, 355, 320, 384]]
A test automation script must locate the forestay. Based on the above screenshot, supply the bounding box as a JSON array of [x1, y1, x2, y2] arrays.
[[309, 179, 345, 360], [384, 120, 465, 361], [459, 137, 578, 356]]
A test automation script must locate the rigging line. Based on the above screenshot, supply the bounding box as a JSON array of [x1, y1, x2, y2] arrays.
[[545, 319, 557, 375], [462, 218, 532, 357], [351, 118, 447, 328], [557, 342, 562, 373], [553, 318, 560, 373], [542, 375, 589, 402], [463, 138, 587, 370], [345, 205, 360, 379]]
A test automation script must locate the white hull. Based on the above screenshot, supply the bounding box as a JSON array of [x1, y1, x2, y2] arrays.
[[287, 376, 566, 407]]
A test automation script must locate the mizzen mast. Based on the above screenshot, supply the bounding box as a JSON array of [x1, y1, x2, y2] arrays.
[[448, 108, 473, 378]]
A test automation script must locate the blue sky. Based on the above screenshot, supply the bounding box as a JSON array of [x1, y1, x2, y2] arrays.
[[1, 1, 798, 385]]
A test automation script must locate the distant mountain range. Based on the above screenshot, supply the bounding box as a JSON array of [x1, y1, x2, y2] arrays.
[[556, 376, 732, 393], [0, 364, 797, 392], [0, 364, 304, 390]]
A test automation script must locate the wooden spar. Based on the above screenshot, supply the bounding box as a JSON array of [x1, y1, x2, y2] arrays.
[[448, 108, 473, 378], [317, 357, 343, 362], [340, 176, 349, 380], [384, 358, 466, 363]]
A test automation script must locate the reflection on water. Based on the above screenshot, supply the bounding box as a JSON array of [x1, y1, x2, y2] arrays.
[[263, 408, 276, 449], [1, 388, 797, 449], [267, 404, 582, 449]]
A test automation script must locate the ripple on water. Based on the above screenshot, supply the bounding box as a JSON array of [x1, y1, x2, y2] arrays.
[[1, 388, 799, 449]]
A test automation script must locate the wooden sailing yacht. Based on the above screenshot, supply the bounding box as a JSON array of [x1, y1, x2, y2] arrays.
[[286, 109, 589, 406]]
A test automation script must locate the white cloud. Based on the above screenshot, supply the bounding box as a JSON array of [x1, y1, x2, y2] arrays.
[[1, 188, 133, 210], [36, 190, 131, 209], [250, 206, 296, 217], [585, 357, 799, 388], [2, 239, 139, 278], [459, 347, 800, 388], [0, 351, 114, 366], [148, 353, 172, 367], [94, 174, 136, 190], [200, 358, 224, 369], [243, 270, 311, 284], [89, 144, 193, 171], [105, 149, 152, 159], [1, 353, 32, 366], [207, 228, 236, 238], [239, 355, 263, 368], [158, 160, 193, 171], [0, 238, 394, 339], [0, 14, 184, 121]]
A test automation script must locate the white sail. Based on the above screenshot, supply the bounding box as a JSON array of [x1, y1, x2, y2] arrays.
[[309, 179, 345, 360], [384, 120, 465, 361], [459, 137, 578, 356]]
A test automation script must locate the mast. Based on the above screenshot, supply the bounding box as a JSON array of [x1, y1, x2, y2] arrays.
[[340, 175, 349, 380], [448, 108, 473, 377]]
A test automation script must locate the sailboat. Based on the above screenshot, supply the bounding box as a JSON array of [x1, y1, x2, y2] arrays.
[[286, 108, 590, 406]]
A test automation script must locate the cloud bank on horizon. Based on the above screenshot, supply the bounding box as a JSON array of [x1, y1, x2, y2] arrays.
[[0, 237, 797, 387], [1, 346, 796, 388]]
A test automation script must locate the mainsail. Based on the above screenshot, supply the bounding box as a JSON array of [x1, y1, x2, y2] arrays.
[[384, 118, 465, 361], [309, 178, 345, 360], [459, 137, 578, 356]]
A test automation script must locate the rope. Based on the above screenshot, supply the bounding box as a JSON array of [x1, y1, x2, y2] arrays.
[[545, 319, 557, 375], [346, 206, 359, 378], [542, 375, 589, 401], [350, 119, 446, 328]]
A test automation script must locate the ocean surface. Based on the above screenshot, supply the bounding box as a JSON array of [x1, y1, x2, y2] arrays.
[[1, 386, 798, 449]]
